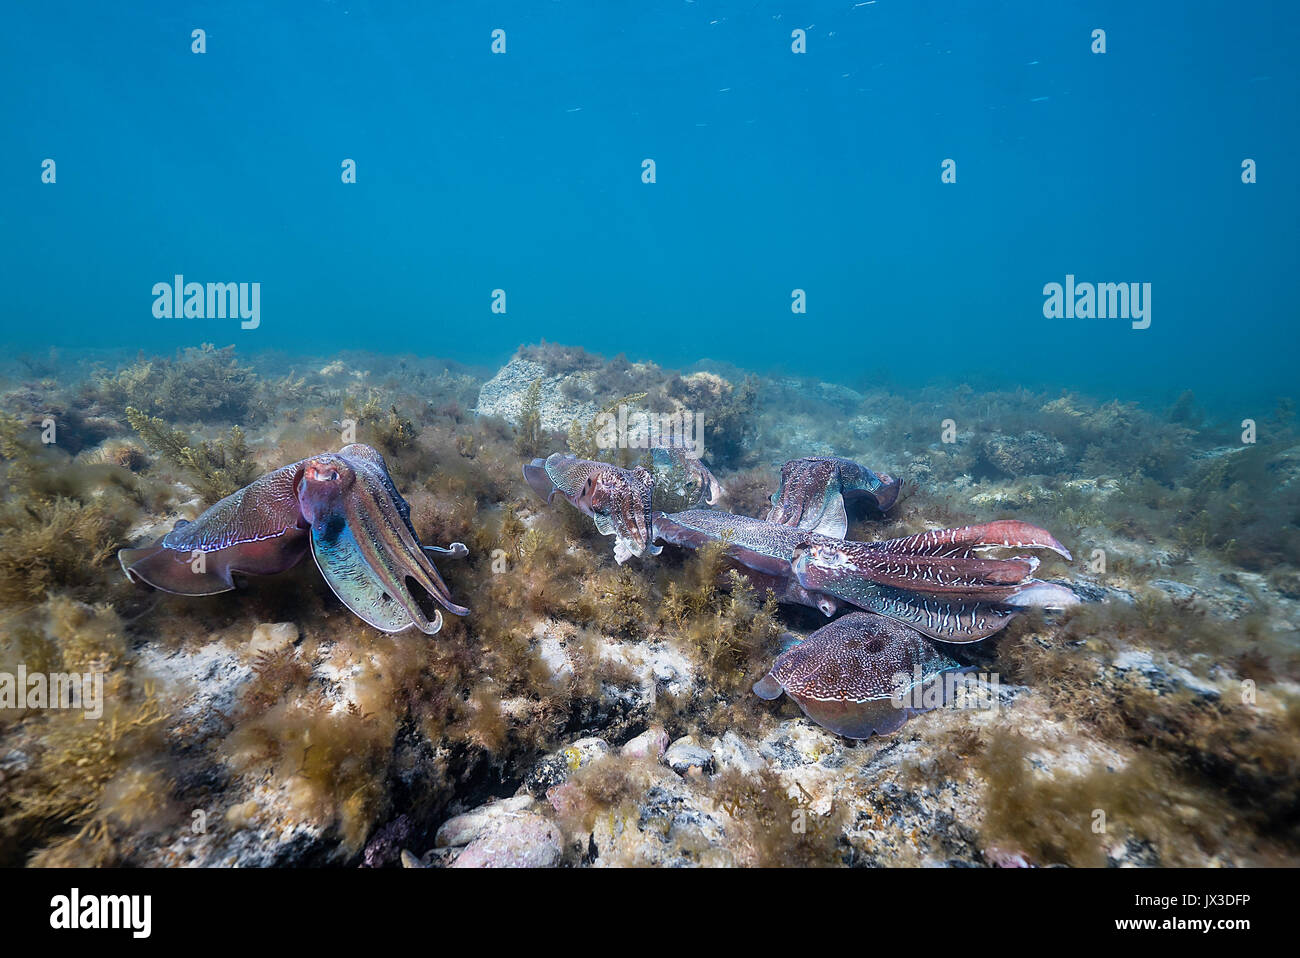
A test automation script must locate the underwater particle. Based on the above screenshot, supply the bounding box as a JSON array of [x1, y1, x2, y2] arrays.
[[753, 612, 966, 738], [118, 442, 468, 634]]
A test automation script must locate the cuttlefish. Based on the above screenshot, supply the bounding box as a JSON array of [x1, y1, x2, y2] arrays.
[[523, 447, 724, 563], [118, 443, 469, 634], [653, 511, 1077, 640], [766, 456, 902, 537], [524, 453, 661, 563], [753, 612, 967, 738]]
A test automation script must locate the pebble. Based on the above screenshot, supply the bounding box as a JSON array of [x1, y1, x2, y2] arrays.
[[665, 736, 715, 776], [621, 727, 670, 761], [451, 812, 563, 868], [435, 794, 535, 848]]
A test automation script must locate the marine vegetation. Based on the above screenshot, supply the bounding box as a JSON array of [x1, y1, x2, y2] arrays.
[[126, 407, 257, 503], [99, 344, 260, 423], [0, 341, 1296, 869]]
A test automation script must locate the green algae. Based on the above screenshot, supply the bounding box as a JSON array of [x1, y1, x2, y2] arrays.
[[126, 406, 257, 504]]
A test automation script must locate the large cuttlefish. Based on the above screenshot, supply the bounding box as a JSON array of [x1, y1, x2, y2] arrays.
[[118, 443, 469, 634], [653, 511, 1077, 642], [753, 612, 967, 738]]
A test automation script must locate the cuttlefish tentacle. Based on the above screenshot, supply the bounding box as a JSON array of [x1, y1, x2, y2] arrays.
[[766, 456, 901, 537], [118, 443, 468, 635], [653, 509, 1075, 641], [753, 612, 966, 738], [524, 453, 662, 563], [652, 509, 841, 615]]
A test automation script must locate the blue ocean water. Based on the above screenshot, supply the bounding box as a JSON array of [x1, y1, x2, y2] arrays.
[[3, 1, 1296, 410]]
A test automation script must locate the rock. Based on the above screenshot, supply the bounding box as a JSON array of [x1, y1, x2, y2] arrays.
[[758, 720, 844, 771], [362, 814, 413, 867], [473, 356, 598, 432], [665, 736, 715, 776], [587, 773, 732, 867], [225, 801, 259, 829], [1112, 649, 1221, 700], [710, 731, 765, 777], [533, 625, 574, 685], [621, 727, 670, 761], [1272, 569, 1300, 600], [450, 811, 563, 868], [249, 621, 298, 654], [399, 850, 425, 868], [1070, 579, 1135, 604], [522, 737, 612, 797], [1150, 579, 1196, 602], [435, 795, 536, 848], [980, 431, 1067, 477]]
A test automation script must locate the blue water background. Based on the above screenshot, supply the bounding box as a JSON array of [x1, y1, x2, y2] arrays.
[[2, 1, 1296, 411]]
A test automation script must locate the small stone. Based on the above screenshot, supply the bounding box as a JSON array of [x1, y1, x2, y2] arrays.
[[710, 731, 765, 776], [225, 801, 259, 829], [523, 737, 611, 797], [435, 795, 535, 848], [249, 622, 298, 654], [621, 727, 670, 761], [451, 812, 563, 868], [665, 736, 715, 776], [399, 850, 425, 869]]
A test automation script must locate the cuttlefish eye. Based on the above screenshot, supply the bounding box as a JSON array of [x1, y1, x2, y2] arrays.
[[297, 458, 354, 524], [306, 462, 341, 483]]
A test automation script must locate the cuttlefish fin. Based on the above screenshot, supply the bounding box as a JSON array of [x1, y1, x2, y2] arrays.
[[119, 536, 240, 595], [119, 462, 312, 596], [795, 696, 914, 739]]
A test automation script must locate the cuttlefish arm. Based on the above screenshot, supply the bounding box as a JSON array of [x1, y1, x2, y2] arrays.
[[118, 460, 311, 595], [300, 444, 469, 634], [753, 612, 966, 738], [523, 453, 662, 562], [766, 457, 901, 537]]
